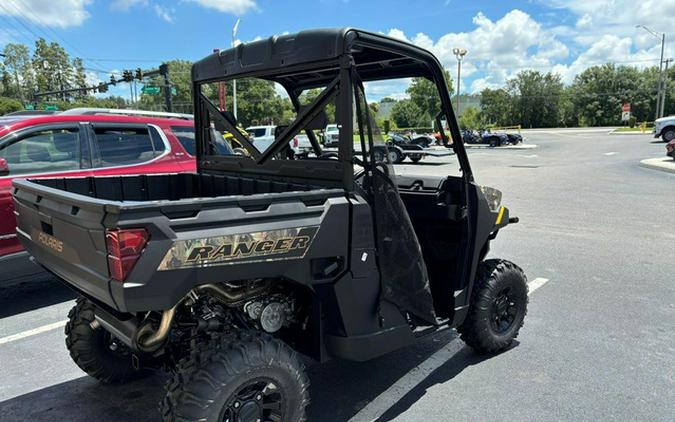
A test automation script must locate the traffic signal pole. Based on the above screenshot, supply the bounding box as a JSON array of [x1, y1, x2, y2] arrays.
[[159, 64, 173, 112]]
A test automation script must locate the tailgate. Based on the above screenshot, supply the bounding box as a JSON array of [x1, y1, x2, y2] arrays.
[[12, 179, 116, 306]]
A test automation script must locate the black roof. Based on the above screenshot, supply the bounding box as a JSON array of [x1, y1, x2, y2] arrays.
[[192, 28, 442, 91]]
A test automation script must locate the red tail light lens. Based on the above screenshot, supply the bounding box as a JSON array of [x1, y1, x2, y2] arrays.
[[293, 137, 299, 147], [106, 228, 149, 282]]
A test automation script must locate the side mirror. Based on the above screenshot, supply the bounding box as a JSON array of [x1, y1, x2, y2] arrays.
[[0, 158, 9, 176]]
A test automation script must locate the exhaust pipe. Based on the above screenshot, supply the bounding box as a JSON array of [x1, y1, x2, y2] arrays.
[[134, 282, 269, 352]]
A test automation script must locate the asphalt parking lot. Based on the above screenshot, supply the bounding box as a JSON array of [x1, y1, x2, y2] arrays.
[[1, 128, 673, 421]]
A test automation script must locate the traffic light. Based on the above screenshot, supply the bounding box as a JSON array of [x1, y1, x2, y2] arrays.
[[109, 75, 117, 86], [122, 70, 133, 82], [98, 83, 108, 93], [135, 68, 143, 80]]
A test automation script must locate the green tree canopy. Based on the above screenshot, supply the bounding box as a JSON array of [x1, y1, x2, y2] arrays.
[[390, 99, 425, 127]]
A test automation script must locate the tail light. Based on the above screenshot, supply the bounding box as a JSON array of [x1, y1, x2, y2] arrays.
[[106, 228, 149, 282], [293, 137, 299, 147]]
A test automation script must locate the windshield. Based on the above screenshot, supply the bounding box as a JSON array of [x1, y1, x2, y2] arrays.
[[248, 128, 268, 138], [326, 124, 339, 133]]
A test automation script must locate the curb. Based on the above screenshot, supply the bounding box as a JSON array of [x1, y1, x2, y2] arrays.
[[465, 144, 538, 150], [639, 157, 675, 174]]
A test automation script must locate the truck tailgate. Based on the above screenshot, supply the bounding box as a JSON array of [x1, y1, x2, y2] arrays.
[[12, 179, 115, 306]]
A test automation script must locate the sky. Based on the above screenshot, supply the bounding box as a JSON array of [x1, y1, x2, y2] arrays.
[[0, 0, 674, 101]]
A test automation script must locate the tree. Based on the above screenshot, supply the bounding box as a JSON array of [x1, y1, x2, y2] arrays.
[[72, 58, 88, 99], [507, 70, 564, 128], [459, 106, 481, 130], [480, 88, 511, 126], [569, 64, 657, 126], [380, 97, 396, 103], [139, 59, 193, 111], [2, 43, 33, 102], [390, 99, 425, 127], [0, 96, 23, 115], [406, 69, 453, 122]]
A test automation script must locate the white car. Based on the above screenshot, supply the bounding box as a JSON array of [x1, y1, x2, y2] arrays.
[[653, 116, 675, 142], [245, 125, 276, 151], [324, 124, 340, 147]]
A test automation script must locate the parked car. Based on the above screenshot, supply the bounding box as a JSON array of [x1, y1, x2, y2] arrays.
[[667, 139, 675, 159], [0, 111, 206, 284], [653, 115, 675, 142], [324, 123, 340, 147], [245, 125, 276, 151], [291, 133, 313, 156]]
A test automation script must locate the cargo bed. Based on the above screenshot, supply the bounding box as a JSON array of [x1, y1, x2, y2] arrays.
[[13, 173, 345, 312]]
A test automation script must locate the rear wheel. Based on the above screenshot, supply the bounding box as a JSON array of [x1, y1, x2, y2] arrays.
[[458, 259, 528, 353], [65, 297, 140, 384], [161, 331, 309, 422], [662, 127, 675, 142]]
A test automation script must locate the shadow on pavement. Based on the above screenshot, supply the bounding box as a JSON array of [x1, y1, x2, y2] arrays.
[[0, 333, 500, 422], [0, 275, 75, 319]]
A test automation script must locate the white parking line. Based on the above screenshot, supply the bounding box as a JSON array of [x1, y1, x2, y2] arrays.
[[0, 320, 67, 346], [604, 152, 618, 156], [348, 276, 550, 422]]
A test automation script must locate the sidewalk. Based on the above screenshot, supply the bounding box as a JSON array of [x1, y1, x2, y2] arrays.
[[639, 157, 675, 174]]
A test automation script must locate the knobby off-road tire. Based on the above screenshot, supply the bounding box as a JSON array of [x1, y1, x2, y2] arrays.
[[65, 297, 139, 383], [458, 259, 528, 353], [161, 331, 309, 422]]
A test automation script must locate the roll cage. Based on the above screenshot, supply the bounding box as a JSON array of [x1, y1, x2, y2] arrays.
[[191, 28, 473, 188]]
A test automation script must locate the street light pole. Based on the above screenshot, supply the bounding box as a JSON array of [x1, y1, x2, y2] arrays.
[[452, 48, 467, 115], [637, 25, 666, 119], [232, 18, 241, 120]]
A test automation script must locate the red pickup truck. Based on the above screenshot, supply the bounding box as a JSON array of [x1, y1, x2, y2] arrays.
[[0, 111, 205, 283]]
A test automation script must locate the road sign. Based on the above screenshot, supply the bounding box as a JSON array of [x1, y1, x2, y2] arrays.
[[622, 103, 631, 113], [621, 111, 631, 121], [24, 104, 35, 110], [44, 105, 58, 111], [142, 86, 160, 94], [170, 87, 177, 95]]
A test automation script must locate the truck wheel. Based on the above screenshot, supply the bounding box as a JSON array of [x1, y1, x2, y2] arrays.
[[65, 297, 139, 384], [662, 127, 675, 142], [161, 331, 309, 422], [458, 259, 528, 353]]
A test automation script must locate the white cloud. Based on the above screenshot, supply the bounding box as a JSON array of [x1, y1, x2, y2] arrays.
[[186, 0, 258, 15], [0, 0, 91, 28], [110, 0, 147, 11], [153, 4, 174, 22], [387, 10, 566, 93]]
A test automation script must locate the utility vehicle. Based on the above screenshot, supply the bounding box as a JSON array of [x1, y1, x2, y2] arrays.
[[14, 28, 528, 422]]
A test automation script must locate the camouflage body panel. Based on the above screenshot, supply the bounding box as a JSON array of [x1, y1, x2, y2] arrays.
[[158, 226, 319, 270]]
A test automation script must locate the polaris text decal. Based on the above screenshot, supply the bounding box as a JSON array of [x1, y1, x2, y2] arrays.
[[157, 226, 319, 270]]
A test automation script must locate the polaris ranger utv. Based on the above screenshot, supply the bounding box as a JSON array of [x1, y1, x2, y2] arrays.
[[13, 28, 528, 421]]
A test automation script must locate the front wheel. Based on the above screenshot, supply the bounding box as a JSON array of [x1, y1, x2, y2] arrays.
[[662, 128, 675, 142], [387, 148, 403, 164], [161, 331, 309, 422], [458, 259, 528, 353]]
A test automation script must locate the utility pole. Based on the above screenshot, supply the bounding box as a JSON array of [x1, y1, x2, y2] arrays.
[[637, 25, 666, 119], [452, 48, 467, 115], [159, 63, 173, 112], [232, 18, 241, 119], [661, 58, 673, 118]]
